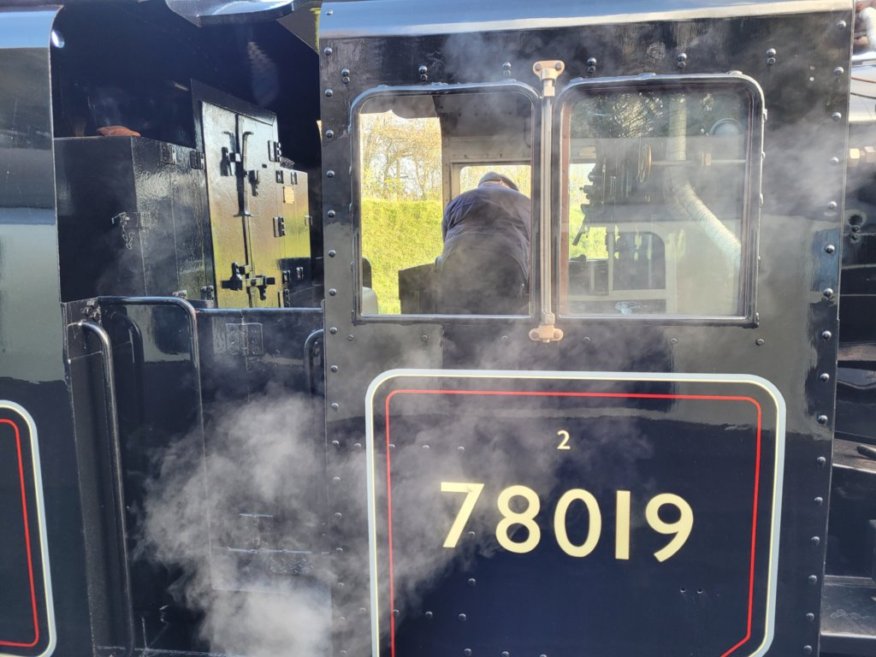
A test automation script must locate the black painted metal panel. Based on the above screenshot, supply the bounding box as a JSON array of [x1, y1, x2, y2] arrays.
[[319, 7, 850, 657], [0, 8, 94, 657]]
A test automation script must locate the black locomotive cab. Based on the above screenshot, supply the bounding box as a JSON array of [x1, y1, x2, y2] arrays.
[[0, 0, 873, 657]]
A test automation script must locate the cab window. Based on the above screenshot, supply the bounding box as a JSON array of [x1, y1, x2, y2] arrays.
[[559, 80, 761, 318], [356, 88, 536, 316]]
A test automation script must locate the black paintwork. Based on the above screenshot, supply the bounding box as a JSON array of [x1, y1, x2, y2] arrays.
[[319, 7, 848, 657], [0, 1, 870, 656]]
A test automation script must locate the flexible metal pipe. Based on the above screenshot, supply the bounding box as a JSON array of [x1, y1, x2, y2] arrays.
[[663, 94, 741, 262]]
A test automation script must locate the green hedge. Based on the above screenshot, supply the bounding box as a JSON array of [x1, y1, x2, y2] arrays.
[[361, 198, 444, 314]]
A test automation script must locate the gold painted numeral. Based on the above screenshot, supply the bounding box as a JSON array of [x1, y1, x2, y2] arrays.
[[646, 493, 694, 562], [496, 485, 541, 553], [440, 482, 485, 548], [554, 489, 602, 557], [557, 430, 571, 450]]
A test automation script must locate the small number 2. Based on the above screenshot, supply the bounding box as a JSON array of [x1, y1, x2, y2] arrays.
[[557, 430, 571, 450]]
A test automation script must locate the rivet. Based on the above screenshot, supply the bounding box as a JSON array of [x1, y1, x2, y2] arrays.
[[327, 209, 337, 218], [808, 574, 818, 584], [834, 66, 845, 76], [339, 651, 347, 657], [467, 578, 476, 587], [341, 68, 350, 78], [811, 536, 821, 546], [425, 611, 434, 620], [676, 52, 688, 68], [332, 476, 341, 483], [418, 65, 429, 82], [583, 336, 592, 344], [458, 613, 467, 622], [335, 546, 344, 553], [458, 446, 465, 451], [325, 129, 335, 139], [331, 440, 340, 448], [330, 365, 339, 373], [353, 442, 362, 449], [756, 338, 766, 346], [388, 443, 396, 449], [821, 330, 832, 341], [331, 402, 340, 411], [827, 201, 838, 211], [421, 334, 429, 343], [534, 63, 542, 71], [422, 444, 431, 450], [329, 327, 338, 334], [326, 9, 333, 15], [347, 334, 355, 341], [838, 19, 848, 29], [766, 48, 777, 65], [359, 607, 367, 614], [334, 512, 343, 520], [831, 156, 841, 165], [832, 112, 842, 121], [327, 170, 335, 178], [586, 57, 597, 73], [467, 530, 476, 538], [806, 612, 815, 622], [825, 244, 836, 254], [554, 61, 562, 70], [337, 580, 345, 587], [502, 652, 510, 657], [328, 249, 337, 257], [670, 337, 679, 345], [823, 288, 835, 299], [324, 47, 333, 56], [325, 89, 334, 97], [329, 288, 337, 296], [464, 650, 472, 657], [817, 457, 827, 469], [392, 609, 400, 617], [817, 416, 829, 426], [819, 373, 830, 382], [803, 646, 813, 655], [814, 496, 824, 505]]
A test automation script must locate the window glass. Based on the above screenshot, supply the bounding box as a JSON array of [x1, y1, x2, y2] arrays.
[[561, 85, 755, 317], [459, 164, 532, 196], [357, 90, 535, 316]]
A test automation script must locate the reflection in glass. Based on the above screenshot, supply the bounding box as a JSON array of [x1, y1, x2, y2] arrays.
[[561, 86, 752, 317]]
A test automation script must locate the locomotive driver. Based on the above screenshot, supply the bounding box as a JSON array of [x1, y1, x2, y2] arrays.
[[435, 172, 531, 315]]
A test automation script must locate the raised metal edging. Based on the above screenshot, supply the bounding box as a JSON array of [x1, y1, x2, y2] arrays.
[[71, 320, 135, 657]]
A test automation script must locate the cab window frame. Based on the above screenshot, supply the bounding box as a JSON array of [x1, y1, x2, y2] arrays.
[[554, 74, 765, 325], [350, 81, 541, 322]]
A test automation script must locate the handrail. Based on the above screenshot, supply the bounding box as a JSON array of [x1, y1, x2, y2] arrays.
[[73, 320, 136, 657], [303, 328, 325, 396]]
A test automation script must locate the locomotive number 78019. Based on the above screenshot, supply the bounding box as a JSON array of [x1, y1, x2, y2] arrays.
[[440, 482, 694, 562]]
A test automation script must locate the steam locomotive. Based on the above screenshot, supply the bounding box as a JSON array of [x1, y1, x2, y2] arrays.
[[0, 0, 872, 656]]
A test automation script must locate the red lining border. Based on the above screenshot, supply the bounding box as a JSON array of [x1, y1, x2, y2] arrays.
[[0, 417, 40, 649], [382, 388, 764, 657]]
